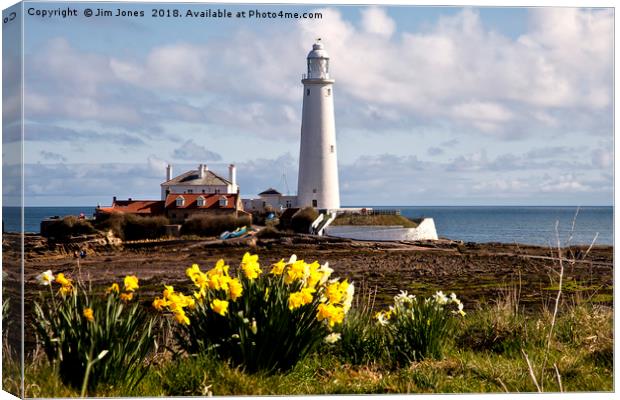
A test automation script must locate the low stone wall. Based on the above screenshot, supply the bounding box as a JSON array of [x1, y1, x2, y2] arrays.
[[324, 218, 438, 241]]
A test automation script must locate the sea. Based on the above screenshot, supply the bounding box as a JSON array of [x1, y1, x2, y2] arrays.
[[1, 206, 613, 246]]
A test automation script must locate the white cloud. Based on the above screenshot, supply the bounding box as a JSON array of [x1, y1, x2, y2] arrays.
[[25, 8, 612, 141], [591, 148, 612, 169], [171, 140, 222, 161], [540, 174, 589, 193], [361, 7, 396, 38], [110, 43, 211, 92]]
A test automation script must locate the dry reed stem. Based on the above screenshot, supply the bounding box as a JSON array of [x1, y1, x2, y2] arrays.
[[522, 349, 541, 392], [553, 363, 563, 392], [539, 220, 565, 391], [496, 377, 509, 393]]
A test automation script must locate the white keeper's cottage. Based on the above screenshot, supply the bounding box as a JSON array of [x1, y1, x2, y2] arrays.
[[161, 163, 238, 200]]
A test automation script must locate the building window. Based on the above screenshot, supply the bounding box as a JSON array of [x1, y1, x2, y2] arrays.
[[176, 196, 185, 207], [306, 89, 310, 96], [187, 189, 193, 194], [326, 88, 331, 96], [202, 189, 205, 193], [197, 196, 205, 207], [215, 189, 220, 194], [312, 200, 318, 207], [219, 196, 228, 207], [312, 188, 317, 194], [330, 145, 334, 153]]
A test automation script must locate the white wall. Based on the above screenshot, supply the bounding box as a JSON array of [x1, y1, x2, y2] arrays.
[[161, 184, 230, 200], [297, 79, 340, 210], [242, 195, 298, 212], [324, 218, 439, 241]]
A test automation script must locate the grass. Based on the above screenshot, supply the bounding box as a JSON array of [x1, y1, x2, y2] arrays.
[[332, 214, 420, 228], [11, 295, 612, 396]]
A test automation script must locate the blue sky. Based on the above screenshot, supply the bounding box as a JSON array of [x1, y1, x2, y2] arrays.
[[3, 2, 614, 206]]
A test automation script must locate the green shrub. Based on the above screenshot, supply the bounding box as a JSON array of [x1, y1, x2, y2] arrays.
[[376, 291, 465, 366], [43, 216, 96, 239], [154, 253, 354, 373], [32, 271, 156, 394], [290, 207, 319, 234], [94, 214, 169, 241], [255, 226, 282, 239], [334, 308, 388, 365], [123, 214, 169, 240], [181, 214, 251, 237], [94, 213, 125, 238]]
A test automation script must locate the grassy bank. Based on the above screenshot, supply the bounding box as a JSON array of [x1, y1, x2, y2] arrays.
[[332, 214, 420, 228], [5, 297, 612, 396]]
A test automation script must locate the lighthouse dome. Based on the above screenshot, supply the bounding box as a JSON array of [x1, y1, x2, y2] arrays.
[[307, 42, 329, 59]]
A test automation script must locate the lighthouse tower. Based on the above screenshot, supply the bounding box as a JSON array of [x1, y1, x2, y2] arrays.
[[297, 41, 340, 210]]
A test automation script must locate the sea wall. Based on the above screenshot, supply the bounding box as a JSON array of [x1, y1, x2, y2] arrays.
[[325, 218, 438, 241]]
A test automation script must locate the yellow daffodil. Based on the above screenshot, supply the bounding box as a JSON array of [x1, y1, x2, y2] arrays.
[[325, 281, 344, 304], [288, 287, 316, 310], [186, 263, 201, 278], [288, 292, 305, 310], [208, 273, 231, 291], [228, 278, 243, 301], [317, 303, 345, 327], [163, 285, 175, 299], [152, 297, 167, 311], [55, 273, 72, 287], [270, 259, 286, 275], [193, 289, 206, 301], [174, 309, 190, 325], [83, 308, 94, 322], [209, 259, 230, 277], [241, 253, 262, 280], [305, 261, 322, 288], [210, 299, 229, 316], [124, 275, 139, 292], [106, 283, 120, 294], [167, 292, 194, 311], [58, 285, 73, 296], [187, 264, 208, 288], [120, 292, 134, 302], [284, 260, 308, 284]]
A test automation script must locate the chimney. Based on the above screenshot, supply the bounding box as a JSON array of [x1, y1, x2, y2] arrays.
[[113, 196, 117, 204], [166, 164, 173, 181], [198, 164, 205, 179], [229, 164, 237, 193]]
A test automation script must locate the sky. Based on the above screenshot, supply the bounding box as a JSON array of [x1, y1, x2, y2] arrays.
[[1, 1, 614, 206]]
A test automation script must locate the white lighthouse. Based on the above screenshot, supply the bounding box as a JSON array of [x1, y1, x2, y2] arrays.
[[296, 41, 340, 210]]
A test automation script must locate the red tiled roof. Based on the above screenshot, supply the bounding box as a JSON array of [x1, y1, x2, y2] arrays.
[[165, 193, 238, 210], [97, 200, 165, 215]]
